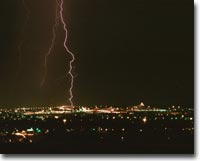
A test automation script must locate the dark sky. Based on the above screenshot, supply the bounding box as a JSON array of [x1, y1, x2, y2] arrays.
[[0, 0, 193, 107]]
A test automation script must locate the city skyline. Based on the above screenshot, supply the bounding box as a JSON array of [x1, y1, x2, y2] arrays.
[[0, 102, 194, 153]]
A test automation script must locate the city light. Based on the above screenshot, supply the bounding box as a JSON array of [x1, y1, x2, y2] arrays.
[[142, 117, 147, 123], [63, 119, 67, 123], [0, 102, 194, 153]]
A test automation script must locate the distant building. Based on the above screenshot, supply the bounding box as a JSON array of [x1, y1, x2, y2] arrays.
[[138, 102, 145, 108]]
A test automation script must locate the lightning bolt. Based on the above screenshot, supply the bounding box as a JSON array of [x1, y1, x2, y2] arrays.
[[40, 0, 60, 87], [59, 0, 75, 107], [16, 0, 30, 77]]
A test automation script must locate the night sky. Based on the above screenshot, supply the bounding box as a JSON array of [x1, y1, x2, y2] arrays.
[[0, 0, 193, 107]]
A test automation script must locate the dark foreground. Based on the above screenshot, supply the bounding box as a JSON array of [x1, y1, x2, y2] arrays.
[[0, 110, 194, 154], [0, 137, 194, 154]]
